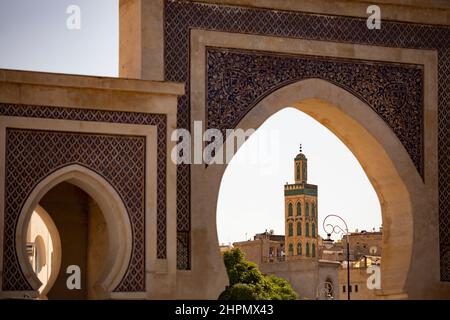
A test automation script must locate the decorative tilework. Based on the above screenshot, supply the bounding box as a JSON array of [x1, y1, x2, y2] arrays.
[[163, 0, 450, 278], [207, 48, 424, 173], [0, 103, 167, 291]]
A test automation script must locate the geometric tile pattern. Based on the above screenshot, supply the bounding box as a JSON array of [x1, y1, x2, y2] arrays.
[[163, 0, 450, 277], [0, 103, 167, 291], [207, 48, 424, 174], [3, 129, 145, 292]]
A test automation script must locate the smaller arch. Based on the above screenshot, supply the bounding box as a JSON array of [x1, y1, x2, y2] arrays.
[[305, 202, 309, 218], [306, 222, 310, 237], [296, 222, 301, 236], [16, 164, 133, 298], [312, 243, 316, 257], [306, 243, 310, 257], [312, 223, 316, 238]]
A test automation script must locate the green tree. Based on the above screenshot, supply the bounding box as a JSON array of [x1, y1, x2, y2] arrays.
[[218, 248, 298, 300]]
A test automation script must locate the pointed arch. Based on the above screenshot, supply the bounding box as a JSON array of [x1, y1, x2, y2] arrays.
[[15, 164, 133, 298], [206, 78, 419, 298]]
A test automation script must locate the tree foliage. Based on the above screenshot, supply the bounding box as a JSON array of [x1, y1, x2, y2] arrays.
[[218, 248, 298, 300]]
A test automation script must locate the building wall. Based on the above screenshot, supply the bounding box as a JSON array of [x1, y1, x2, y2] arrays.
[[338, 267, 379, 300]]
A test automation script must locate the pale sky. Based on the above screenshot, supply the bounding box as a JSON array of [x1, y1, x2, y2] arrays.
[[0, 0, 118, 76], [0, 0, 382, 245]]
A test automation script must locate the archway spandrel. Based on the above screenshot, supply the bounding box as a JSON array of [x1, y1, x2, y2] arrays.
[[206, 48, 424, 177]]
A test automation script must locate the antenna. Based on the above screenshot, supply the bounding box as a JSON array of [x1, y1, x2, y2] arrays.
[[299, 143, 302, 153]]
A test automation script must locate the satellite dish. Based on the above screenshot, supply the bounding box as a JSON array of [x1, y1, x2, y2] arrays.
[[369, 246, 377, 254]]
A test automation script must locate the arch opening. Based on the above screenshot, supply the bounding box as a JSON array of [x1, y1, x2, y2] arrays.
[[17, 165, 133, 299], [195, 78, 417, 299]]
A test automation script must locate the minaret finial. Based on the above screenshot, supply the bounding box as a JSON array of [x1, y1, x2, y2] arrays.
[[299, 143, 302, 153]]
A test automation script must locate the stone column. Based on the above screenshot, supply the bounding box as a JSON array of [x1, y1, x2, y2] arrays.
[[119, 0, 164, 81]]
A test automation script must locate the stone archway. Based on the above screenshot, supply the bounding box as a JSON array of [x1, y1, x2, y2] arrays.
[[15, 164, 133, 299], [189, 79, 428, 299]]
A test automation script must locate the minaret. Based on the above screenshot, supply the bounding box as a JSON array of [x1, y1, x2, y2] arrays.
[[294, 144, 307, 183], [284, 145, 318, 260]]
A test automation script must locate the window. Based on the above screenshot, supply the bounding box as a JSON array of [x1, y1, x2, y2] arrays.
[[296, 163, 300, 180], [296, 222, 301, 236], [312, 223, 316, 237], [288, 223, 293, 237], [302, 162, 307, 181], [288, 243, 294, 256], [312, 243, 316, 257], [296, 202, 301, 216], [297, 242, 302, 255], [288, 202, 293, 216], [306, 242, 310, 256], [306, 222, 310, 237], [343, 285, 346, 293], [312, 203, 316, 219], [305, 202, 309, 217], [355, 285, 358, 293]]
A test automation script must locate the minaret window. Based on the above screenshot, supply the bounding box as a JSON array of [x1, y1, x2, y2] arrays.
[[296, 222, 301, 236], [312, 223, 316, 237], [288, 243, 294, 256], [288, 223, 293, 236], [306, 222, 310, 237], [297, 242, 302, 255], [312, 243, 316, 257], [302, 161, 307, 182], [306, 243, 310, 256], [288, 202, 293, 216], [312, 203, 316, 219], [296, 202, 301, 216], [296, 163, 300, 180]]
